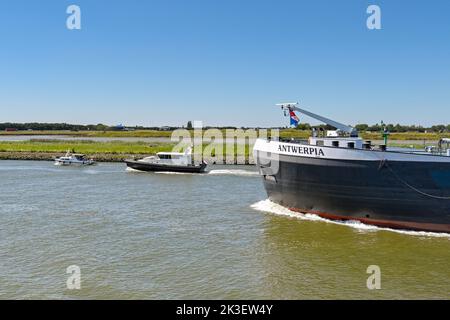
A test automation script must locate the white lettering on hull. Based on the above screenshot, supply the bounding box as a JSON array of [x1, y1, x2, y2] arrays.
[[277, 144, 325, 157]]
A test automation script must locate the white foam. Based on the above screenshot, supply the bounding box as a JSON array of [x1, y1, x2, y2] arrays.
[[125, 167, 258, 176], [154, 171, 194, 175], [251, 199, 450, 238], [207, 169, 259, 176], [83, 169, 101, 175]]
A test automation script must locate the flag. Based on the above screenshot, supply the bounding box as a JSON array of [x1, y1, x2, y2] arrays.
[[289, 110, 299, 127]]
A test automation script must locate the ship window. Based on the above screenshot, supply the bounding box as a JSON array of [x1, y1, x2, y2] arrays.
[[316, 140, 324, 146], [332, 141, 339, 147], [347, 142, 355, 149]]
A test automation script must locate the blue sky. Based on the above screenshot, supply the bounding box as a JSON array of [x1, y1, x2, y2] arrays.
[[0, 0, 449, 127]]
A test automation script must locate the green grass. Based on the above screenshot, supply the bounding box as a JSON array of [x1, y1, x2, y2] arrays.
[[360, 132, 449, 141], [0, 141, 175, 154], [0, 140, 253, 158]]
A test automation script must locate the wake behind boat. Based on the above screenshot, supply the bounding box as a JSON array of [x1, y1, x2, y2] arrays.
[[253, 103, 450, 233], [125, 147, 207, 173]]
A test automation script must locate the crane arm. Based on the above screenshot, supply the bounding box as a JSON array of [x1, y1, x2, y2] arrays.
[[276, 103, 358, 137]]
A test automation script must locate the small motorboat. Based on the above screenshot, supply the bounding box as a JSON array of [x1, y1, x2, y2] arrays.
[[125, 147, 207, 173], [54, 150, 96, 166]]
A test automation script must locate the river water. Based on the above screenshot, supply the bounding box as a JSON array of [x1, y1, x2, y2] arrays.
[[0, 160, 449, 299]]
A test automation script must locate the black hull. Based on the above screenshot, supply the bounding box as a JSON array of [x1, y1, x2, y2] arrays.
[[125, 160, 207, 173], [258, 155, 450, 233]]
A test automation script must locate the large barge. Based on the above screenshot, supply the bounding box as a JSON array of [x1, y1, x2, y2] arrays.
[[253, 103, 450, 233]]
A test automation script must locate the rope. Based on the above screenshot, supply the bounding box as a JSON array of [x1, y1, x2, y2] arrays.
[[381, 159, 450, 200]]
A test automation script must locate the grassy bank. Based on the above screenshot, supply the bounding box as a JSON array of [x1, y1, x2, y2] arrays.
[[0, 140, 253, 163], [0, 140, 174, 154], [0, 140, 174, 162]]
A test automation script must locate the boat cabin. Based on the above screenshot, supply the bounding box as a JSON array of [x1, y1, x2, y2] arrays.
[[59, 153, 87, 161], [73, 154, 87, 160], [155, 152, 192, 165]]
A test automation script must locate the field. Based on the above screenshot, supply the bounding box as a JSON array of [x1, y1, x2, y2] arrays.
[[2, 129, 448, 141], [0, 130, 174, 137]]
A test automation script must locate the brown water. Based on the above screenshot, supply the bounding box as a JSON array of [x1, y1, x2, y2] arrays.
[[0, 160, 449, 299]]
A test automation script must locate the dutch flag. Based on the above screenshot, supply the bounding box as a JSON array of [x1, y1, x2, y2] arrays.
[[289, 110, 299, 127]]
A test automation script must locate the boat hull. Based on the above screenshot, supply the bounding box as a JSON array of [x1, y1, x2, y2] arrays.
[[254, 142, 450, 233], [125, 160, 207, 173]]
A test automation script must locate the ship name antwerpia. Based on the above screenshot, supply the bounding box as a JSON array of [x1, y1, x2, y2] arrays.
[[277, 144, 326, 157]]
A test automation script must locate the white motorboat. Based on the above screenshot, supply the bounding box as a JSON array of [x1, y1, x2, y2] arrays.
[[54, 151, 95, 166], [125, 147, 207, 173]]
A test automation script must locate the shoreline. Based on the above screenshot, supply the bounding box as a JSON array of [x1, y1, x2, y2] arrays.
[[0, 152, 255, 165]]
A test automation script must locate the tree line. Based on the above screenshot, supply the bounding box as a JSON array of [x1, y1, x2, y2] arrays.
[[0, 123, 171, 131], [2, 122, 450, 133]]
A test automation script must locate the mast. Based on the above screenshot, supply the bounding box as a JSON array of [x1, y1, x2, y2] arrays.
[[276, 102, 358, 137]]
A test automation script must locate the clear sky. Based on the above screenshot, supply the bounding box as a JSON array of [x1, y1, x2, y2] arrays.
[[0, 0, 449, 127]]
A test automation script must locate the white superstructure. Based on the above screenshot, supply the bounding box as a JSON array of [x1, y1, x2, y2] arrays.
[[136, 147, 193, 166]]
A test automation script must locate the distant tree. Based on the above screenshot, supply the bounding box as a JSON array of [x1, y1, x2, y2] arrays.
[[368, 124, 382, 132], [393, 124, 405, 132], [297, 123, 311, 130], [385, 123, 394, 132], [355, 124, 369, 132], [95, 123, 108, 131], [187, 121, 193, 130], [431, 125, 446, 133]]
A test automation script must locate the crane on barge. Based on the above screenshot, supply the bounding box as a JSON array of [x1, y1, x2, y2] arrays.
[[277, 102, 359, 137]]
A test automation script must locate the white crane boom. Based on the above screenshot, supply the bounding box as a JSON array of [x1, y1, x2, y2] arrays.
[[277, 102, 358, 137]]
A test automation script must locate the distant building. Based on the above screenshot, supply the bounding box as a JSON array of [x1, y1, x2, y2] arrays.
[[5, 128, 18, 132], [114, 124, 125, 130]]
